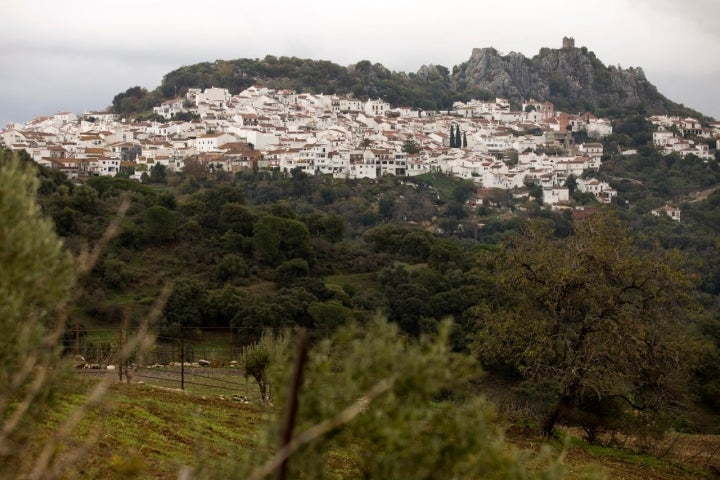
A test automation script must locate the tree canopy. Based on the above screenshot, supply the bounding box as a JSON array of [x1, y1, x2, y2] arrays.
[[0, 151, 75, 474], [472, 210, 703, 437]]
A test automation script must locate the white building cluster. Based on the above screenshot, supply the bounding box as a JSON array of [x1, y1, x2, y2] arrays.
[[1, 85, 627, 206], [649, 115, 714, 160]]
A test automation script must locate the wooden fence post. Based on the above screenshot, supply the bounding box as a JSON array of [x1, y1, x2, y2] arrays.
[[274, 329, 309, 480]]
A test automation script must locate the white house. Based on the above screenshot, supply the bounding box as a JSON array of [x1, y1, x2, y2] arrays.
[[193, 133, 237, 152], [87, 158, 121, 176], [522, 100, 554, 122], [585, 118, 613, 139], [347, 159, 378, 179], [542, 186, 569, 205], [53, 112, 77, 125], [576, 178, 617, 204], [81, 111, 118, 123], [153, 99, 185, 119], [578, 143, 603, 157], [196, 87, 231, 107], [554, 157, 588, 177], [651, 205, 681, 222], [653, 129, 676, 147]]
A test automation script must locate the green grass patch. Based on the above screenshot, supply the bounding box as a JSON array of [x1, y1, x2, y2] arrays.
[[324, 271, 380, 291], [413, 172, 465, 200], [566, 436, 712, 478]]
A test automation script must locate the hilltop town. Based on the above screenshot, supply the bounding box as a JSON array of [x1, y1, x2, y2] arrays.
[[2, 84, 719, 209]]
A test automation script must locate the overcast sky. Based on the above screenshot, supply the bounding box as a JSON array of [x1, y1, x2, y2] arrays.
[[1, 0, 719, 127]]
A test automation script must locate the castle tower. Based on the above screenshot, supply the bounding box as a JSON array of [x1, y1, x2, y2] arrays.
[[562, 36, 575, 49]]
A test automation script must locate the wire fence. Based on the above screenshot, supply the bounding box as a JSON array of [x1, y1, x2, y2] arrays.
[[66, 327, 259, 365], [70, 327, 267, 401], [68, 325, 409, 401]]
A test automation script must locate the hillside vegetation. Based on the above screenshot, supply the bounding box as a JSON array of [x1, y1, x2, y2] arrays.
[[4, 142, 720, 478]]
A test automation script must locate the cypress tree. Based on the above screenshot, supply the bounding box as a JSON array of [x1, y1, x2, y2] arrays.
[[463, 132, 467, 148], [449, 124, 456, 148]]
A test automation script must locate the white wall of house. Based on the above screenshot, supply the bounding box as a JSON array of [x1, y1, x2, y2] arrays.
[[193, 133, 236, 152], [651, 206, 681, 222], [348, 162, 377, 179], [585, 121, 612, 139], [364, 99, 391, 117], [543, 187, 569, 205], [653, 130, 675, 146], [196, 87, 231, 106]]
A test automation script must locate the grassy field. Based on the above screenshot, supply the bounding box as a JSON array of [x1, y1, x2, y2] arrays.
[[29, 375, 719, 479], [42, 377, 266, 479]]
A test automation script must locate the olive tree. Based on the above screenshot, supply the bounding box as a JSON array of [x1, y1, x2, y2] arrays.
[[214, 318, 566, 479], [0, 152, 75, 475], [472, 210, 702, 438]]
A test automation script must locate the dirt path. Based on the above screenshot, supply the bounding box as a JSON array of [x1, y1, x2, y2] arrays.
[[687, 183, 720, 203]]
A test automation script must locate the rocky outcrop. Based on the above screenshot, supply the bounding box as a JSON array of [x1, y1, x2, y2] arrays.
[[449, 46, 674, 113]]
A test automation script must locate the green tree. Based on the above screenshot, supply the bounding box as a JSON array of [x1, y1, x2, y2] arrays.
[[302, 212, 346, 243], [112, 86, 150, 115], [215, 253, 248, 282], [147, 163, 167, 184], [243, 339, 273, 406], [163, 279, 207, 333], [452, 179, 476, 204], [565, 174, 578, 194], [358, 137, 373, 150], [253, 215, 314, 267], [225, 318, 565, 479], [206, 285, 247, 328], [143, 205, 177, 243], [275, 258, 310, 287], [219, 202, 256, 236], [0, 152, 75, 474], [307, 300, 354, 330], [449, 124, 456, 148], [402, 138, 421, 154], [428, 238, 465, 272], [378, 195, 395, 220], [69, 185, 98, 214], [472, 211, 702, 437]]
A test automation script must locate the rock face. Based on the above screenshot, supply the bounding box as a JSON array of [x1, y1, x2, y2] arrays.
[[448, 45, 671, 113]]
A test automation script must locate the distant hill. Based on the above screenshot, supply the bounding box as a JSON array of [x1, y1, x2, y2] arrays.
[[112, 43, 708, 121]]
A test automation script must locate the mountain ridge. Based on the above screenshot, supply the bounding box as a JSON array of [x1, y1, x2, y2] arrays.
[[112, 43, 710, 121]]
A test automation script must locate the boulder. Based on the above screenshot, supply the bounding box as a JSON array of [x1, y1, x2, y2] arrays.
[[72, 355, 86, 368]]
